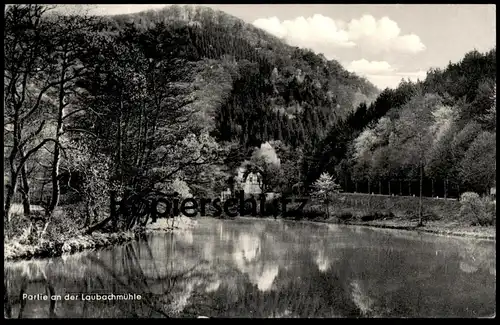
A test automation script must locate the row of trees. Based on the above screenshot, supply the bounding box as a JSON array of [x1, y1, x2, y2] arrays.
[[345, 51, 496, 198], [303, 49, 496, 201]]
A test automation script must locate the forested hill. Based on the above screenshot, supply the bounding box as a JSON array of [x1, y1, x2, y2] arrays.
[[105, 5, 380, 149], [306, 48, 496, 197]]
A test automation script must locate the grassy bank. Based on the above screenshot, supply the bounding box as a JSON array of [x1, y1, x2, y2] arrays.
[[327, 193, 462, 221], [4, 203, 196, 262], [325, 219, 495, 240], [4, 231, 138, 262], [304, 193, 495, 240], [271, 193, 496, 240], [235, 214, 495, 240]]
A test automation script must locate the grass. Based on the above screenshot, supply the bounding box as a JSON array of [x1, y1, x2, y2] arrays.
[[4, 203, 199, 262], [4, 231, 137, 261], [302, 201, 496, 240], [327, 219, 496, 240], [4, 203, 140, 262], [278, 194, 496, 240]]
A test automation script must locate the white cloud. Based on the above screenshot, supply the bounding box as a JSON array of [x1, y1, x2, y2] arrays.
[[346, 59, 394, 75], [253, 14, 425, 55], [348, 15, 426, 54], [253, 14, 355, 49], [346, 60, 426, 89]]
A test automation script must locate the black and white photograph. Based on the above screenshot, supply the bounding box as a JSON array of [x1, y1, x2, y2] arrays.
[[3, 3, 496, 318]]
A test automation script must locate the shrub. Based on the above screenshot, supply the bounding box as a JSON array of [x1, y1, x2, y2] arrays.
[[336, 212, 354, 221], [261, 199, 281, 217], [459, 192, 495, 226], [301, 209, 326, 220], [482, 197, 496, 226]]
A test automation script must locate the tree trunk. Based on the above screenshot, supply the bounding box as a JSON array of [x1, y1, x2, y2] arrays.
[[388, 180, 391, 195], [4, 181, 16, 232], [47, 132, 61, 220], [20, 160, 31, 217], [418, 164, 423, 226], [399, 180, 402, 196], [444, 178, 448, 199], [4, 113, 21, 229], [355, 181, 358, 193], [431, 178, 435, 197], [378, 180, 382, 194], [110, 191, 117, 231], [46, 67, 66, 220], [367, 181, 371, 194], [112, 97, 124, 231], [408, 180, 412, 196]]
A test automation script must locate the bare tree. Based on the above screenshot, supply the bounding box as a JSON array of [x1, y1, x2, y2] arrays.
[[4, 5, 55, 227]]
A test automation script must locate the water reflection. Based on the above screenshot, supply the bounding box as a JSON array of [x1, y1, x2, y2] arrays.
[[4, 218, 496, 318]]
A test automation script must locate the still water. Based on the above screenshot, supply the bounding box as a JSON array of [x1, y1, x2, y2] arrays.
[[4, 218, 496, 318]]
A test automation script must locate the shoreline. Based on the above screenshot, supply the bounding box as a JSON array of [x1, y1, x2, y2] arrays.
[[322, 220, 496, 241], [236, 216, 496, 241], [4, 217, 196, 263], [5, 215, 494, 262], [4, 230, 140, 263]]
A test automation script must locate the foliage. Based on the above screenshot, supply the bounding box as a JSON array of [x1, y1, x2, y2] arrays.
[[311, 172, 342, 218], [459, 132, 496, 194], [459, 192, 495, 226], [319, 47, 496, 199]]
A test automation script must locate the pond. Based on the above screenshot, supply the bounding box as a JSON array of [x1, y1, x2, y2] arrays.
[[4, 217, 496, 318]]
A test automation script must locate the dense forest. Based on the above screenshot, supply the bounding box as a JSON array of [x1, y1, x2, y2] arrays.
[[310, 49, 496, 198], [3, 4, 496, 237]]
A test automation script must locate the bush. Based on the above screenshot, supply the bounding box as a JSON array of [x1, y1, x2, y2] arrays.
[[300, 209, 326, 220], [483, 199, 496, 226], [356, 210, 395, 222], [43, 206, 84, 242], [336, 212, 354, 221], [459, 192, 495, 226], [261, 199, 281, 217]]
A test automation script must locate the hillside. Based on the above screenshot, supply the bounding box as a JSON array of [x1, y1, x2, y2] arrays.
[[105, 5, 380, 149], [308, 48, 496, 197]]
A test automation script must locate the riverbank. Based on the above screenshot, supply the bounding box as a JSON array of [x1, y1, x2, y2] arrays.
[[237, 216, 495, 240], [297, 193, 496, 240], [328, 219, 496, 240], [4, 231, 138, 262], [4, 216, 196, 262]]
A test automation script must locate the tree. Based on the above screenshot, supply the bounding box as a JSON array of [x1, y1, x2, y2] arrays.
[[4, 5, 56, 227], [459, 131, 496, 195], [42, 9, 103, 221], [394, 93, 438, 226], [448, 121, 484, 193], [77, 22, 224, 231], [425, 104, 457, 197], [311, 172, 342, 219]]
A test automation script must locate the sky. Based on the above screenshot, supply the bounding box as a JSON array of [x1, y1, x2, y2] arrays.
[[82, 4, 495, 89]]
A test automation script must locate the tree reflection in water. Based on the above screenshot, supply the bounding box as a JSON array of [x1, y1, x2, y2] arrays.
[[4, 218, 496, 318]]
